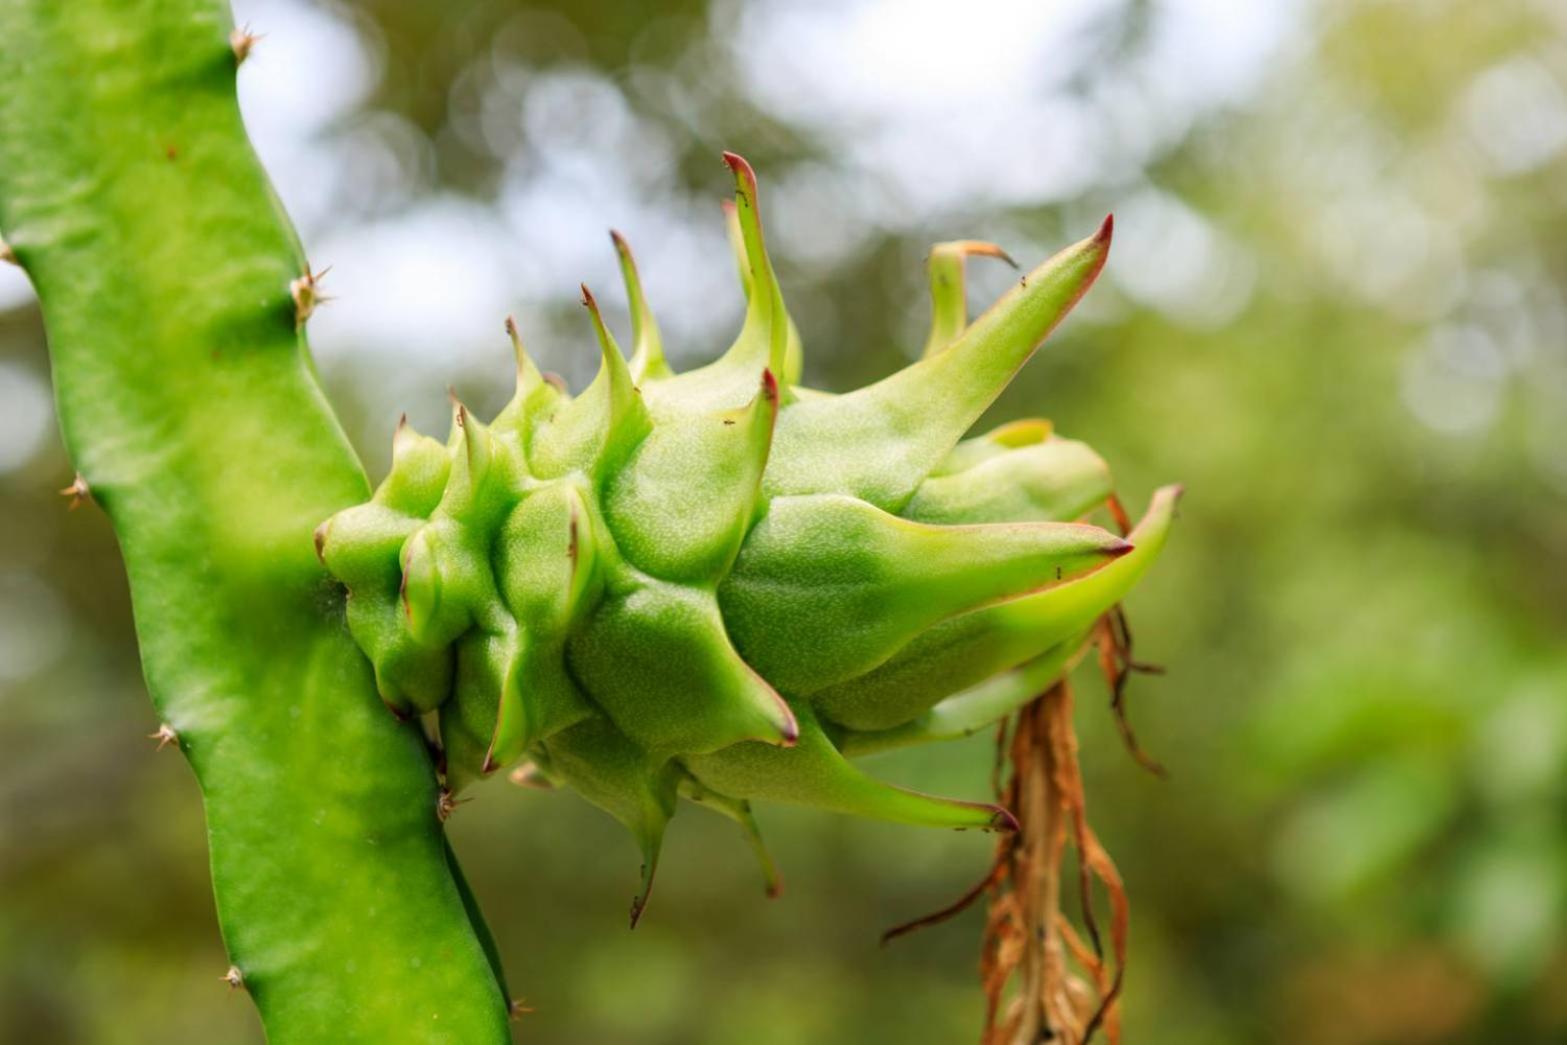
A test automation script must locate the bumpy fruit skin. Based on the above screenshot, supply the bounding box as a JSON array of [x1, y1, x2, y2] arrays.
[[320, 155, 1179, 920]]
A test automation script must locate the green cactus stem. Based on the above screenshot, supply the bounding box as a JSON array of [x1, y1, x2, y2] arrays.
[[0, 2, 509, 1040]]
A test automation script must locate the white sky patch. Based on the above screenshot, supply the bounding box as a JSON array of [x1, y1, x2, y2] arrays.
[[734, 0, 1301, 219], [309, 197, 521, 366], [233, 0, 379, 238], [733, 0, 1101, 124], [502, 167, 741, 377], [1139, 0, 1303, 114], [0, 261, 35, 312]]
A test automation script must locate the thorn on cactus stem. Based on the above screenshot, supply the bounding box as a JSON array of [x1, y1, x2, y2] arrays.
[[222, 966, 244, 990], [435, 788, 466, 822], [290, 264, 331, 326], [149, 723, 179, 750], [312, 520, 329, 563], [229, 25, 262, 64], [59, 473, 91, 510], [0, 238, 15, 265], [508, 999, 534, 1020]]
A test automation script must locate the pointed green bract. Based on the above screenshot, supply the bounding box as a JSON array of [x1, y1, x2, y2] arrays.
[[315, 157, 1172, 923], [495, 316, 563, 447], [678, 775, 785, 898], [933, 417, 1053, 476], [836, 637, 1088, 757], [569, 581, 798, 754], [905, 435, 1113, 525], [764, 217, 1112, 512], [529, 286, 650, 477], [612, 230, 672, 384], [650, 154, 793, 414], [812, 486, 1181, 730], [722, 197, 805, 388], [685, 702, 1012, 830], [605, 370, 778, 581], [720, 494, 1130, 692], [539, 717, 678, 927], [922, 240, 1018, 358]]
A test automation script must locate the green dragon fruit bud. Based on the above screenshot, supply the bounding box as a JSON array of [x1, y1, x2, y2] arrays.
[[317, 153, 1178, 923]]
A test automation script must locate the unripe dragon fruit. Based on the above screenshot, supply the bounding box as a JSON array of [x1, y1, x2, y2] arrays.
[[316, 154, 1178, 923]]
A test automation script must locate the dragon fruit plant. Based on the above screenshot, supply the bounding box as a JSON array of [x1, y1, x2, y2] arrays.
[[0, 0, 1175, 1040]]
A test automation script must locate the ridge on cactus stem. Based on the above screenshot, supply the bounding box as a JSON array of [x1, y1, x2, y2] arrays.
[[318, 152, 1178, 921]]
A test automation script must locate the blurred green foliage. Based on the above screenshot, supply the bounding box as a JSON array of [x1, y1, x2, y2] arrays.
[[2, 0, 1564, 1042]]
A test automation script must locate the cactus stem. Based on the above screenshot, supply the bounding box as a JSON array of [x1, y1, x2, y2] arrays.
[[149, 723, 179, 750], [58, 473, 90, 510], [229, 24, 261, 64], [222, 966, 245, 990], [290, 263, 331, 326]]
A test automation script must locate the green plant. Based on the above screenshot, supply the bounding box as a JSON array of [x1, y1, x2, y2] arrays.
[[0, 1, 1173, 1040]]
